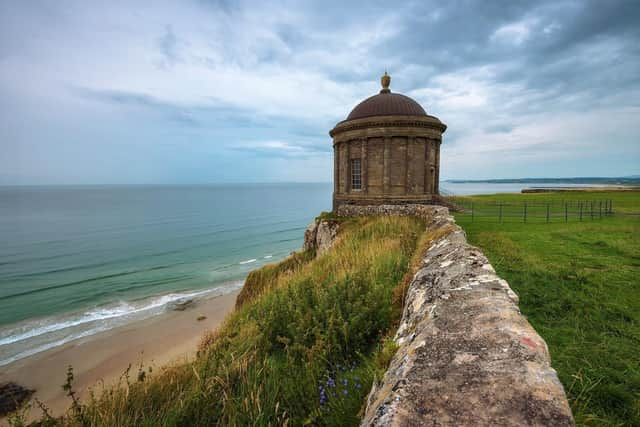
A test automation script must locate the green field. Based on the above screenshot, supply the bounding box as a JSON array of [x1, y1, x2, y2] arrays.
[[452, 191, 640, 426], [449, 190, 639, 223]]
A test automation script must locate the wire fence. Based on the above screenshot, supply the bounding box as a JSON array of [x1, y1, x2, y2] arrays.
[[446, 198, 616, 223]]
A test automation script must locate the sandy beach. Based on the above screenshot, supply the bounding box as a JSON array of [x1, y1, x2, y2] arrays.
[[0, 290, 238, 424]]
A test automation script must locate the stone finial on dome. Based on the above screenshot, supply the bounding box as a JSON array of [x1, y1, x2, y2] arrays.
[[380, 71, 391, 93]]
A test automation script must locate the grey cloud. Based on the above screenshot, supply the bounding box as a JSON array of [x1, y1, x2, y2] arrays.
[[485, 124, 515, 134], [1, 0, 638, 184], [366, 1, 640, 110], [230, 140, 331, 159], [71, 87, 201, 126], [69, 86, 277, 129], [158, 25, 181, 67]]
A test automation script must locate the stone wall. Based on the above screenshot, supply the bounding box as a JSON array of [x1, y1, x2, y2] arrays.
[[336, 203, 436, 220], [337, 205, 574, 426]]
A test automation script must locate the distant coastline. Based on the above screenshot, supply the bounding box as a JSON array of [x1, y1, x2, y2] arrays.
[[445, 176, 640, 185]]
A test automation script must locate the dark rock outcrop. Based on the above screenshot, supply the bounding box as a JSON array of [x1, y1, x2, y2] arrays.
[[0, 382, 34, 417], [303, 218, 339, 255], [169, 298, 195, 311]]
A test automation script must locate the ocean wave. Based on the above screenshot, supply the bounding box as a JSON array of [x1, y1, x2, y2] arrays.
[[260, 226, 306, 236], [275, 237, 301, 244], [0, 269, 159, 302], [238, 258, 257, 265], [3, 261, 174, 282], [0, 282, 243, 351], [0, 325, 112, 367]]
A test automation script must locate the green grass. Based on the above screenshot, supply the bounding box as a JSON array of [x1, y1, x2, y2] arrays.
[[452, 191, 640, 426], [16, 215, 426, 426], [234, 249, 316, 309]]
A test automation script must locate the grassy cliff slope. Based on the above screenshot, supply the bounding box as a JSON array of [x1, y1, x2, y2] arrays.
[[17, 215, 426, 426]]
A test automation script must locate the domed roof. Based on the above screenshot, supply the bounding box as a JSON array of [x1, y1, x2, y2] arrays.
[[345, 72, 427, 121]]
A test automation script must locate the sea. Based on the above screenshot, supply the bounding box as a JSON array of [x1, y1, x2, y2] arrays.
[[0, 184, 332, 367], [0, 181, 607, 366]]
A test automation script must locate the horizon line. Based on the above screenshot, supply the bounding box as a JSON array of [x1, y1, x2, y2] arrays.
[[1, 174, 639, 187]]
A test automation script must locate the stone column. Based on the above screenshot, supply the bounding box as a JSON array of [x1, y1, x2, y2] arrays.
[[435, 141, 441, 194], [423, 139, 429, 195], [425, 140, 432, 194], [334, 142, 339, 194], [341, 143, 349, 194], [346, 142, 351, 193], [361, 138, 368, 194], [406, 137, 414, 194], [383, 137, 390, 193]]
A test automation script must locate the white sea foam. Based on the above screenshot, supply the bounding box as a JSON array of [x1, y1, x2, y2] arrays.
[[0, 291, 205, 347], [0, 325, 111, 367], [0, 281, 244, 367], [264, 255, 273, 259], [0, 303, 134, 347], [239, 258, 257, 265]]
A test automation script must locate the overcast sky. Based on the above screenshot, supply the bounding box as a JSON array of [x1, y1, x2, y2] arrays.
[[1, 0, 639, 184]]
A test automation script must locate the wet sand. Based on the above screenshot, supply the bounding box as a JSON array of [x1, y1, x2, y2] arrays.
[[0, 290, 238, 424]]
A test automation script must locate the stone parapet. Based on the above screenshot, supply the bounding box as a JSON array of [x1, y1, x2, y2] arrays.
[[340, 205, 574, 426]]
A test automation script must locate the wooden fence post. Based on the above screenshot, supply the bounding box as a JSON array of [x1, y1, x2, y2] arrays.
[[590, 201, 594, 220], [599, 200, 602, 219], [546, 203, 550, 223], [579, 202, 583, 221]]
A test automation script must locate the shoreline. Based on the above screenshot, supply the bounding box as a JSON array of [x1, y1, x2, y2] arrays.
[[0, 290, 239, 424]]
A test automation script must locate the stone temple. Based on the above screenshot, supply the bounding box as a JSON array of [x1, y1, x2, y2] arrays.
[[330, 73, 446, 211]]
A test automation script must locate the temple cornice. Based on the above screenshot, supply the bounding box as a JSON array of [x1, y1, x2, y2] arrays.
[[330, 115, 446, 139]]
